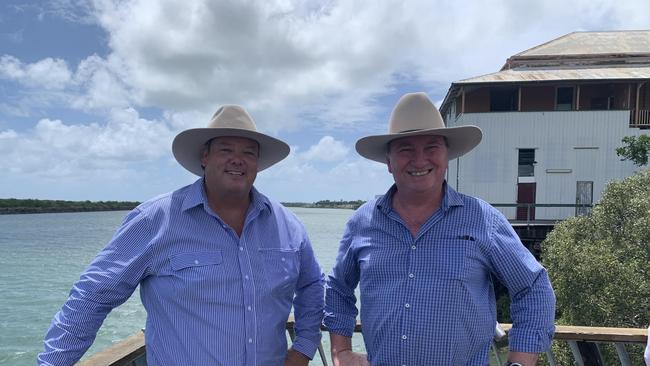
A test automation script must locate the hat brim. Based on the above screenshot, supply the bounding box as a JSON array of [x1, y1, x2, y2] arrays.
[[355, 125, 482, 163], [172, 127, 290, 176]]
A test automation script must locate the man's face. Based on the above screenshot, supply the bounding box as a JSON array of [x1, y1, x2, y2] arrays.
[[386, 134, 449, 196], [201, 136, 259, 196]]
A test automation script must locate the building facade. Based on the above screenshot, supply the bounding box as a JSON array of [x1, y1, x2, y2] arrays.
[[440, 31, 650, 221]]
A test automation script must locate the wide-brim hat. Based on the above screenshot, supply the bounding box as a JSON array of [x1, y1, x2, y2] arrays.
[[356, 92, 482, 163], [172, 105, 290, 176]]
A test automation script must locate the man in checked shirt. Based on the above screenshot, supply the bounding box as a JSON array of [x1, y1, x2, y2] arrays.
[[39, 105, 324, 366], [324, 92, 555, 366]]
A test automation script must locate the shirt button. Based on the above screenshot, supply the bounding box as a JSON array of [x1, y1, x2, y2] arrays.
[[244, 275, 249, 280], [401, 335, 407, 340], [281, 257, 285, 262], [248, 338, 253, 343], [194, 259, 199, 265], [405, 303, 410, 308], [247, 306, 252, 311], [408, 273, 414, 278], [239, 247, 244, 251], [411, 245, 416, 250]]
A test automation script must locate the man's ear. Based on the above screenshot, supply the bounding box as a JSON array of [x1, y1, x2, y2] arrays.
[[201, 149, 209, 169], [386, 156, 393, 174]]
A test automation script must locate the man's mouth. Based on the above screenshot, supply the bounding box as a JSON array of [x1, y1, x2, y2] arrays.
[[408, 169, 432, 177], [226, 170, 244, 176]]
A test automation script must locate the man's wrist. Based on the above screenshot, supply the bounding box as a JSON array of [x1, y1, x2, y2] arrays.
[[503, 362, 523, 366]]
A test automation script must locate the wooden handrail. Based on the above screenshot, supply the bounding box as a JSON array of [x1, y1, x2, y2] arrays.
[[76, 320, 648, 366]]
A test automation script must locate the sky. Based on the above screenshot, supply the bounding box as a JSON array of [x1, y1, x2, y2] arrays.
[[1, 0, 649, 203]]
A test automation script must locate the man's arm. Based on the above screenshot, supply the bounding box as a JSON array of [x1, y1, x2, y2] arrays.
[[330, 333, 369, 366], [323, 217, 367, 362], [488, 210, 556, 359], [506, 351, 539, 366], [38, 209, 152, 365], [287, 232, 325, 361]]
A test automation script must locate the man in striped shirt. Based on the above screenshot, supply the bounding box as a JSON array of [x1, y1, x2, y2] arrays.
[[39, 106, 324, 366], [324, 92, 555, 366]]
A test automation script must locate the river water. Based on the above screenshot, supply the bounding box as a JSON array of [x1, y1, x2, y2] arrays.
[[0, 207, 361, 365]]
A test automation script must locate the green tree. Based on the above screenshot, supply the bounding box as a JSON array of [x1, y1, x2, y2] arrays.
[[542, 169, 650, 364], [616, 134, 650, 166]]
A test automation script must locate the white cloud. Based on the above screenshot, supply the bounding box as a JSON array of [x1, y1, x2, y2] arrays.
[[0, 55, 72, 90], [301, 136, 350, 162], [0, 109, 174, 177]]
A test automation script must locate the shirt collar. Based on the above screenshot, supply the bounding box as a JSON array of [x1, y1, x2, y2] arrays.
[[376, 180, 464, 214], [181, 178, 271, 214]]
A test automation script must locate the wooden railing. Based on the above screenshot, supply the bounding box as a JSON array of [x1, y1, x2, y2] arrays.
[[77, 321, 648, 366], [631, 109, 650, 127]]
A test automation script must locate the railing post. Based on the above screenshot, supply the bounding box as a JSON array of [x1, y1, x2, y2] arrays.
[[614, 342, 632, 366], [491, 341, 503, 365], [545, 349, 557, 366], [568, 341, 586, 366]]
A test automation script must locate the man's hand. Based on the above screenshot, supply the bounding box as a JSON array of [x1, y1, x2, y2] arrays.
[[332, 349, 370, 366], [506, 351, 539, 366], [284, 348, 310, 366]]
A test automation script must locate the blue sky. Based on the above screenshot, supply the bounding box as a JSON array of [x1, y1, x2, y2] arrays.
[[1, 0, 649, 202]]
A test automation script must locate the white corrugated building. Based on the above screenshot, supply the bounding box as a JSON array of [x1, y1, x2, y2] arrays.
[[439, 30, 650, 221]]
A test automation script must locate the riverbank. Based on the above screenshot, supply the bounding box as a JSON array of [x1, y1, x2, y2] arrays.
[[0, 198, 366, 214], [0, 199, 140, 215]]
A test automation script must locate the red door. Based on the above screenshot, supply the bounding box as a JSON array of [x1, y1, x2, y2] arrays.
[[516, 183, 536, 221]]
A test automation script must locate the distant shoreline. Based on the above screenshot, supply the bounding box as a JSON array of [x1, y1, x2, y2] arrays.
[[0, 198, 366, 215], [0, 198, 140, 215]]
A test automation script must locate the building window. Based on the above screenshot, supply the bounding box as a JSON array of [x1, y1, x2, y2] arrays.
[[490, 87, 518, 111], [576, 181, 593, 216], [556, 87, 574, 111], [518, 149, 535, 177]]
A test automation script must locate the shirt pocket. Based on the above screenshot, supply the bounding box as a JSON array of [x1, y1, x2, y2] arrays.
[[170, 250, 223, 271], [167, 250, 225, 301], [431, 239, 473, 281], [258, 249, 300, 296]]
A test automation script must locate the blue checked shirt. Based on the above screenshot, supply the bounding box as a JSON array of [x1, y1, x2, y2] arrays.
[[39, 178, 324, 366], [324, 183, 555, 366]]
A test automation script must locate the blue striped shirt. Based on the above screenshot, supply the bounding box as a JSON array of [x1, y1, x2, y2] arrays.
[[324, 183, 555, 365], [39, 178, 324, 366]]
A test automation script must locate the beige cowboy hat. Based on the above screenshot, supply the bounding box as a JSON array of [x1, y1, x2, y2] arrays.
[[356, 92, 482, 163], [172, 105, 290, 176]]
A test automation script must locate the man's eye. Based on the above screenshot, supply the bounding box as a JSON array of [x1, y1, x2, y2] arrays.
[[220, 148, 232, 153]]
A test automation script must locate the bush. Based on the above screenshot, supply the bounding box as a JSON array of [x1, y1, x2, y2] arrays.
[[542, 169, 650, 364]]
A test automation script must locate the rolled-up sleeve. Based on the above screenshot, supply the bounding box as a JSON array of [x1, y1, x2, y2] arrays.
[[488, 210, 556, 353], [323, 217, 361, 338]]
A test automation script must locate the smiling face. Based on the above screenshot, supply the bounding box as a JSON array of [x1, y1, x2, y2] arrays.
[[386, 134, 449, 198], [201, 136, 259, 198]]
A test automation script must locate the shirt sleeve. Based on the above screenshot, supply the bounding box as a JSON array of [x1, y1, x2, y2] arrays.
[[38, 208, 153, 366], [290, 230, 325, 359], [487, 209, 556, 353], [323, 216, 361, 338]]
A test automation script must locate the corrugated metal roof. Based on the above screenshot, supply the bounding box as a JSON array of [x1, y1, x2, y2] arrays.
[[455, 65, 650, 84], [515, 31, 650, 57]]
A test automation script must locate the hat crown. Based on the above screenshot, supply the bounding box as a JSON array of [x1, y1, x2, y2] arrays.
[[388, 92, 445, 134], [209, 105, 258, 131]]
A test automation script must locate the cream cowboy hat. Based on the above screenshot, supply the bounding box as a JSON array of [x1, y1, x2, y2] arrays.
[[172, 105, 290, 176], [355, 92, 482, 163]]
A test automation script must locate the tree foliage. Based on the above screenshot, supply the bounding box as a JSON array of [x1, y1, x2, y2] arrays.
[[542, 169, 650, 364], [616, 134, 650, 166], [0, 198, 140, 214]]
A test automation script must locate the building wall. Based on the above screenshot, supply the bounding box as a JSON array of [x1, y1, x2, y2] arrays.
[[446, 109, 644, 220], [520, 86, 555, 111]]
